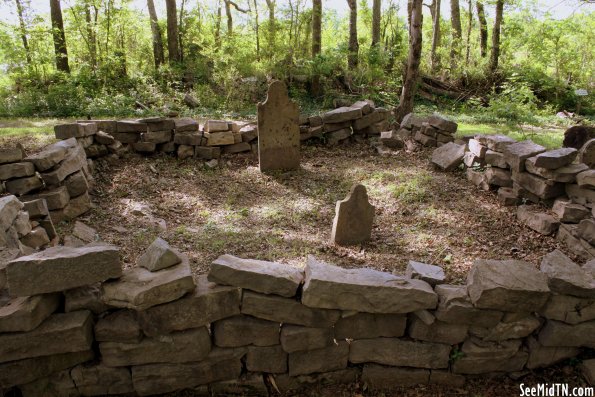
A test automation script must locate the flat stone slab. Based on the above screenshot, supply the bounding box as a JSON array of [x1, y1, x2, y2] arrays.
[[533, 148, 578, 169], [100, 326, 211, 366], [7, 244, 122, 297], [136, 237, 182, 272], [467, 259, 550, 312], [526, 161, 588, 183], [431, 142, 465, 171], [101, 258, 195, 310], [512, 171, 565, 199], [331, 184, 375, 245], [0, 146, 24, 164], [504, 140, 546, 172], [349, 338, 451, 369], [517, 205, 560, 235], [452, 338, 527, 374], [538, 319, 595, 348], [24, 139, 72, 172], [138, 275, 241, 336], [0, 293, 60, 333], [208, 254, 303, 297], [0, 350, 94, 389], [40, 143, 87, 186], [540, 294, 595, 325], [64, 283, 110, 314], [280, 324, 335, 353], [258, 81, 300, 171], [95, 309, 142, 343], [470, 312, 541, 342], [288, 341, 349, 376], [322, 107, 362, 124], [130, 347, 245, 396], [0, 310, 93, 363], [0, 195, 24, 231], [213, 314, 280, 347], [302, 256, 437, 313], [334, 312, 406, 340], [406, 261, 445, 286], [540, 249, 595, 298], [71, 363, 134, 395], [0, 162, 35, 180], [409, 317, 468, 344], [246, 345, 287, 373], [54, 123, 97, 139], [552, 199, 590, 223], [428, 114, 457, 133], [362, 365, 430, 389], [577, 169, 595, 189], [476, 134, 516, 151], [241, 290, 340, 327], [526, 336, 579, 370]]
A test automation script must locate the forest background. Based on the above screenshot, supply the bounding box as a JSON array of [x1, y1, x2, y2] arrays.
[[0, 0, 593, 127]]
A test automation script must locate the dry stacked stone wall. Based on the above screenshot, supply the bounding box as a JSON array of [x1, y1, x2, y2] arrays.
[[1, 222, 594, 395]]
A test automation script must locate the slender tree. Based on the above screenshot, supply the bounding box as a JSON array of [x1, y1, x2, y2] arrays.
[[147, 0, 165, 68], [490, 0, 504, 72], [395, 0, 423, 122], [372, 0, 381, 47], [450, 0, 462, 69], [14, 0, 31, 64], [265, 0, 276, 50], [49, 0, 70, 73], [252, 0, 260, 59], [165, 0, 181, 63], [430, 0, 441, 72], [346, 0, 359, 70], [223, 0, 248, 36], [84, 1, 97, 69], [476, 1, 487, 57], [465, 0, 473, 63], [311, 0, 322, 96]]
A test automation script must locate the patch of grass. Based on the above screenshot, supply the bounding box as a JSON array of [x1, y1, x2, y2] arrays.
[[389, 173, 432, 204], [456, 121, 564, 149]]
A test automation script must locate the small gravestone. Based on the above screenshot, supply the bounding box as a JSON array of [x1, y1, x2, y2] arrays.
[[257, 81, 300, 172], [331, 184, 375, 245]]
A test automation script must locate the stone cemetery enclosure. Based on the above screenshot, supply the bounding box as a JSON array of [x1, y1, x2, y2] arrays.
[[0, 97, 595, 395]]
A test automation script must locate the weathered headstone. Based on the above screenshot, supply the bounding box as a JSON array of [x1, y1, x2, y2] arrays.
[[257, 81, 300, 171], [331, 184, 375, 245]]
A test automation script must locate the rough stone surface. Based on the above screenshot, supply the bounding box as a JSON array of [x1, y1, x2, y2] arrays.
[[504, 140, 546, 172], [330, 184, 375, 245], [272, 368, 359, 393], [0, 146, 24, 164], [0, 162, 35, 180], [517, 205, 560, 235], [552, 199, 590, 223], [54, 123, 97, 139], [577, 169, 595, 189], [470, 312, 541, 341], [22, 198, 48, 219], [427, 114, 457, 133], [485, 150, 508, 168], [246, 345, 287, 373], [557, 223, 595, 261], [20, 226, 50, 249], [288, 341, 349, 376], [540, 294, 595, 324], [361, 365, 429, 389], [208, 254, 303, 297], [406, 261, 445, 286], [540, 249, 595, 298], [95, 310, 142, 343], [41, 143, 87, 186], [0, 350, 94, 389], [526, 336, 579, 369], [70, 363, 134, 395], [258, 81, 300, 171], [302, 256, 437, 313], [408, 317, 468, 344], [334, 312, 406, 339], [5, 175, 43, 196], [322, 107, 362, 123], [0, 310, 93, 363], [538, 320, 595, 348], [64, 170, 88, 198], [0, 195, 24, 231], [100, 327, 211, 366], [130, 347, 244, 396], [349, 338, 451, 369], [485, 167, 512, 187], [0, 293, 60, 333], [7, 244, 121, 296], [101, 258, 195, 310], [452, 338, 527, 374], [468, 139, 487, 158], [25, 186, 70, 210], [64, 284, 110, 314], [467, 259, 550, 312], [526, 161, 588, 183], [533, 148, 578, 169], [431, 142, 465, 171], [578, 218, 595, 245], [213, 315, 280, 347], [477, 134, 516, 152], [241, 290, 340, 327], [136, 237, 182, 272], [512, 171, 565, 199], [280, 325, 335, 353], [581, 359, 595, 385], [567, 183, 595, 205], [138, 275, 241, 336]]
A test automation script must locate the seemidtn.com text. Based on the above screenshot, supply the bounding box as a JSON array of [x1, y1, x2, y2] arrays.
[[520, 384, 594, 397]]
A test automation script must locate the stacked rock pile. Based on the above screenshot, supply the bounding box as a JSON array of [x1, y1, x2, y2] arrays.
[[298, 100, 391, 146], [2, 233, 594, 395], [1, 137, 93, 225], [393, 113, 457, 150]]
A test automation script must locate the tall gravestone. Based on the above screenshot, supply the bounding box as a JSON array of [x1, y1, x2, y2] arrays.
[[331, 184, 375, 245], [257, 81, 300, 172]]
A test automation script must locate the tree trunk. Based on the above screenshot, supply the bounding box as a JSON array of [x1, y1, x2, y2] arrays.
[[147, 0, 165, 68], [346, 0, 358, 70], [215, 2, 222, 51], [49, 0, 69, 73], [14, 0, 31, 64], [476, 1, 487, 58], [225, 0, 233, 35], [465, 0, 472, 64], [265, 0, 276, 50], [179, 0, 186, 61], [430, 0, 440, 72], [165, 0, 181, 63], [490, 0, 503, 72], [394, 0, 423, 123], [253, 0, 260, 59], [311, 0, 322, 96], [372, 0, 381, 47], [84, 2, 97, 69], [450, 0, 462, 70]]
